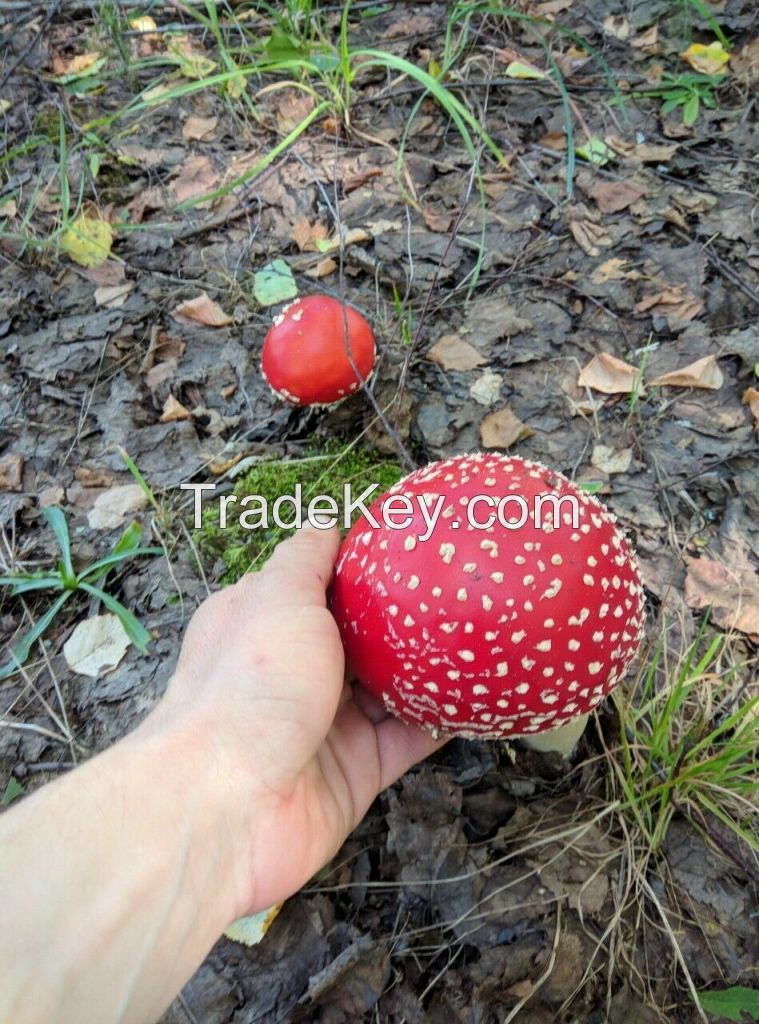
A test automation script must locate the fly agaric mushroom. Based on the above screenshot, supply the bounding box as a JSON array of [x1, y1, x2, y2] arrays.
[[331, 453, 645, 756], [261, 295, 376, 407]]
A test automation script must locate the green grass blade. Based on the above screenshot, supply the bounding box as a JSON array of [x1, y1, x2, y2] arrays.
[[78, 582, 152, 653], [42, 506, 75, 583], [0, 591, 72, 681]]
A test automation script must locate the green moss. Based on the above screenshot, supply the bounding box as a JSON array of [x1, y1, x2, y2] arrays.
[[196, 441, 404, 583]]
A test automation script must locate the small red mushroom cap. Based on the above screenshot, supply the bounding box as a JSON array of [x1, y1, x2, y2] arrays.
[[261, 295, 376, 407], [331, 453, 645, 740]]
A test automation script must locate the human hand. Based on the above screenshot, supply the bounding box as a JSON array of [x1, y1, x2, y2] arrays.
[[154, 524, 444, 918]]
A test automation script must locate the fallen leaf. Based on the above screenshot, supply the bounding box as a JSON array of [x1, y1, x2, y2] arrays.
[[591, 257, 640, 284], [685, 555, 759, 642], [160, 395, 192, 422], [0, 453, 23, 492], [576, 137, 614, 166], [128, 15, 158, 33], [427, 334, 486, 371], [501, 58, 546, 79], [63, 614, 131, 677], [533, 0, 574, 15], [607, 136, 678, 163], [304, 256, 337, 279], [742, 387, 759, 430], [592, 444, 633, 474], [603, 15, 630, 40], [166, 35, 217, 79], [172, 293, 233, 327], [87, 484, 148, 529], [94, 282, 133, 308], [480, 406, 534, 448], [569, 217, 611, 256], [276, 91, 315, 134], [224, 904, 282, 945], [731, 38, 759, 83], [343, 168, 383, 193], [60, 213, 113, 268], [650, 355, 723, 389], [680, 41, 730, 75], [51, 51, 103, 78], [590, 179, 644, 213], [182, 115, 218, 140], [291, 216, 329, 252], [171, 154, 218, 205], [631, 25, 658, 49], [140, 327, 185, 374], [470, 372, 503, 406], [578, 353, 644, 395], [253, 259, 298, 306], [634, 285, 704, 326]]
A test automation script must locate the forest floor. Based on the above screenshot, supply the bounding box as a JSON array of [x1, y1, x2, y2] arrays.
[[0, 1, 758, 1022]]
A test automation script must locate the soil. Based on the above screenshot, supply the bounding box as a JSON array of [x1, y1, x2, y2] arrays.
[[1, 1, 758, 1022]]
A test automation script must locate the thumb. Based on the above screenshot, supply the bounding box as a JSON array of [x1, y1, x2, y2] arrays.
[[257, 523, 342, 609]]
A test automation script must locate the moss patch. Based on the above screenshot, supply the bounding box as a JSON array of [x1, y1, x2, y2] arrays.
[[196, 441, 404, 583]]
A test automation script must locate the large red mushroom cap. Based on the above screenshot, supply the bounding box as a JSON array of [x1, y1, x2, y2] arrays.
[[331, 453, 645, 740], [261, 295, 376, 407]]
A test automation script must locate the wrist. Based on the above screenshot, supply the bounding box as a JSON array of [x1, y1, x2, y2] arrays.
[[132, 689, 261, 922]]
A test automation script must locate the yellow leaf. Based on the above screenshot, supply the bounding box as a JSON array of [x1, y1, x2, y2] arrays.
[[680, 41, 730, 75], [129, 15, 157, 32], [505, 60, 546, 80], [60, 214, 114, 268]]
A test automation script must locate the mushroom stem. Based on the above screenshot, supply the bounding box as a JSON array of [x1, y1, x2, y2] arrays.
[[517, 714, 590, 758]]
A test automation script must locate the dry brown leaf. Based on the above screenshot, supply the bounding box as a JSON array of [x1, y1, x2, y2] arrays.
[[568, 216, 611, 256], [650, 354, 723, 390], [427, 334, 486, 372], [603, 15, 630, 40], [591, 444, 633, 474], [590, 179, 644, 213], [591, 257, 640, 284], [578, 353, 644, 395], [742, 386, 759, 430], [634, 285, 704, 325], [83, 260, 124, 287], [685, 555, 759, 642], [607, 136, 678, 163], [94, 282, 133, 308], [291, 216, 329, 252], [171, 155, 218, 205], [51, 51, 101, 76], [87, 484, 148, 529], [182, 115, 218, 140], [532, 0, 574, 15], [63, 614, 131, 677], [732, 38, 759, 83], [480, 406, 534, 448], [304, 256, 337, 279], [539, 131, 567, 151], [342, 167, 383, 192], [276, 91, 315, 134], [631, 25, 658, 49], [0, 453, 23, 492], [160, 395, 192, 422], [422, 208, 454, 233], [172, 293, 233, 327]]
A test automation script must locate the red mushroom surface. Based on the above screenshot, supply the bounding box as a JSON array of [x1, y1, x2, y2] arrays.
[[331, 453, 645, 740], [261, 295, 376, 407]]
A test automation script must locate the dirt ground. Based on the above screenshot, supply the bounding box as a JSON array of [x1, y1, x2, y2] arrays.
[[1, 1, 758, 1022]]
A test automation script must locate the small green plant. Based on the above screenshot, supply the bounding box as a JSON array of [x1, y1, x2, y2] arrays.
[[197, 441, 404, 582], [697, 985, 759, 1022], [610, 618, 758, 854], [0, 508, 160, 681], [627, 71, 725, 126]]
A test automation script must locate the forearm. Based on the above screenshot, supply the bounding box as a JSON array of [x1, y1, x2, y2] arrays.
[[0, 707, 253, 1024]]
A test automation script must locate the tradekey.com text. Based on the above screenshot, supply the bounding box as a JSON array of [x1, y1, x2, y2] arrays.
[[182, 483, 581, 543]]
